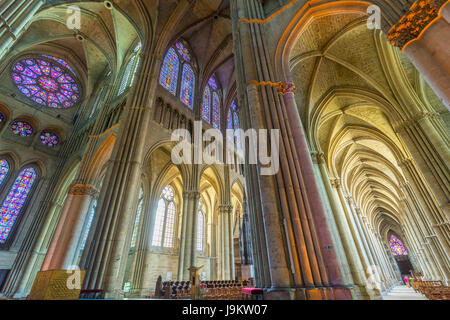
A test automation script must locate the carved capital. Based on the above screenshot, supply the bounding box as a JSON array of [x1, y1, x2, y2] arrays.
[[276, 81, 296, 96], [330, 178, 341, 188], [69, 184, 97, 196], [387, 0, 446, 50], [310, 151, 325, 164], [218, 204, 233, 215]]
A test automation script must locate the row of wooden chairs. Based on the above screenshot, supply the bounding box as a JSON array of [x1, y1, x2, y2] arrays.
[[411, 280, 449, 300], [155, 279, 254, 299]]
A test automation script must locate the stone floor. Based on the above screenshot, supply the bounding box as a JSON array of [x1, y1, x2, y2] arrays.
[[382, 285, 428, 300]]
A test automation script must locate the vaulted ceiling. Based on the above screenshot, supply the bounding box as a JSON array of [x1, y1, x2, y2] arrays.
[[288, 12, 446, 235]]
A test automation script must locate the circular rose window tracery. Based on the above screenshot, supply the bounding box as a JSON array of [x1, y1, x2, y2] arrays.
[[11, 56, 81, 109], [40, 131, 60, 147], [10, 121, 33, 136]]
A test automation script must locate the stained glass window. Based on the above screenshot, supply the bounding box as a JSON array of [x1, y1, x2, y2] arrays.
[[201, 86, 211, 122], [12, 57, 80, 109], [152, 199, 166, 247], [227, 108, 233, 130], [389, 234, 408, 255], [163, 202, 175, 248], [159, 48, 179, 95], [197, 201, 204, 252], [80, 199, 97, 252], [212, 92, 220, 129], [10, 121, 33, 137], [40, 55, 76, 75], [131, 188, 144, 249], [152, 186, 176, 248], [208, 76, 218, 91], [118, 42, 142, 96], [180, 64, 195, 108], [175, 41, 191, 62], [0, 167, 37, 243], [0, 160, 9, 186], [0, 112, 4, 123], [40, 131, 59, 147]]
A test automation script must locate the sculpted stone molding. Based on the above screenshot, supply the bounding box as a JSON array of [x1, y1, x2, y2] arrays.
[[330, 178, 341, 188], [68, 184, 98, 196], [310, 151, 324, 164], [387, 0, 447, 51], [247, 80, 296, 95]]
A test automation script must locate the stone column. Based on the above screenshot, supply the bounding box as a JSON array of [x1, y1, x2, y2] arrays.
[[177, 190, 200, 280], [233, 0, 351, 300], [329, 179, 371, 299], [398, 159, 450, 281], [0, 0, 44, 60], [388, 0, 450, 109], [397, 116, 450, 221], [41, 184, 97, 270], [219, 204, 233, 280]]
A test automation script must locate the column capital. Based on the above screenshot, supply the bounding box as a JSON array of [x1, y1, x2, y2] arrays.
[[182, 190, 200, 199], [68, 183, 97, 196], [218, 204, 233, 214], [387, 0, 446, 50], [397, 158, 414, 168], [310, 151, 325, 164], [330, 178, 341, 188]]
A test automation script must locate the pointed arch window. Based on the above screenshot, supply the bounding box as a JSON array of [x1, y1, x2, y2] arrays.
[[130, 188, 144, 250], [79, 177, 104, 258], [0, 159, 9, 186], [180, 64, 195, 108], [80, 199, 97, 253], [0, 167, 37, 244], [227, 100, 241, 148], [159, 48, 180, 95], [159, 40, 196, 110], [152, 186, 176, 248], [197, 200, 205, 252], [118, 41, 142, 96], [201, 86, 211, 122], [389, 234, 408, 255], [201, 75, 221, 128]]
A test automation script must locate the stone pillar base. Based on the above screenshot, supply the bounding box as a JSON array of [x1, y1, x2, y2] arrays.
[[265, 287, 296, 300], [28, 270, 85, 300]]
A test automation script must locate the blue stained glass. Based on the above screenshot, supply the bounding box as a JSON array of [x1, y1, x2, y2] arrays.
[[234, 111, 242, 148], [233, 111, 240, 130], [12, 57, 80, 109], [212, 92, 220, 129], [159, 48, 179, 95], [389, 235, 408, 255], [41, 55, 76, 75], [201, 86, 211, 122], [0, 167, 37, 243], [208, 76, 218, 90], [10, 121, 33, 136], [175, 41, 191, 62], [40, 131, 59, 147], [227, 108, 233, 130], [0, 160, 9, 186], [231, 100, 238, 111], [180, 64, 195, 108], [0, 113, 4, 123]]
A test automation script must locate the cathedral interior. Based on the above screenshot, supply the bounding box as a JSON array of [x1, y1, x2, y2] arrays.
[[0, 0, 449, 300]]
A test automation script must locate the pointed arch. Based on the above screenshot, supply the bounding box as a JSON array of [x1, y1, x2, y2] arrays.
[[212, 91, 220, 129], [201, 86, 211, 122], [180, 64, 195, 108], [0, 159, 9, 186], [159, 47, 180, 95], [0, 167, 37, 244]]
